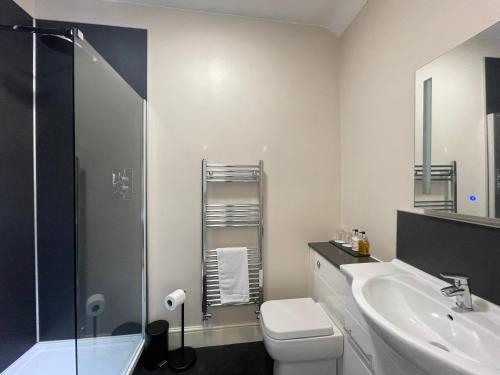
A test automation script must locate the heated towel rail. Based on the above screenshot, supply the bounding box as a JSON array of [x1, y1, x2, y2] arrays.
[[201, 160, 264, 321], [414, 161, 457, 212]]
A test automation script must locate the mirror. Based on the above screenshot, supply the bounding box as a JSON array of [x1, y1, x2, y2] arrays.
[[414, 21, 500, 221]]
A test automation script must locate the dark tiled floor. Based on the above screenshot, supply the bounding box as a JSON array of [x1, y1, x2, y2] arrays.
[[133, 341, 273, 375]]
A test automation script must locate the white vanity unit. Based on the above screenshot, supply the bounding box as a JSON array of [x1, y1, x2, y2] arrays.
[[308, 246, 426, 375], [308, 245, 500, 375]]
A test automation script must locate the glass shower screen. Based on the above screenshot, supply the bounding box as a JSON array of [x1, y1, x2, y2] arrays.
[[73, 34, 145, 375]]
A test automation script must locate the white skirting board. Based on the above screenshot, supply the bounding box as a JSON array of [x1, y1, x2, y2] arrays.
[[168, 322, 262, 349]]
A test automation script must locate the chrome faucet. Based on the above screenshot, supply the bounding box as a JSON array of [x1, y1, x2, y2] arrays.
[[440, 272, 473, 311]]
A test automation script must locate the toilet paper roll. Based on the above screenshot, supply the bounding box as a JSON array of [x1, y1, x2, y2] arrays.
[[165, 289, 186, 311], [86, 294, 105, 317]]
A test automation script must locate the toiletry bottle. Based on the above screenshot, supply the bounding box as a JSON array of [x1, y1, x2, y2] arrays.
[[351, 229, 359, 252], [359, 232, 370, 256]]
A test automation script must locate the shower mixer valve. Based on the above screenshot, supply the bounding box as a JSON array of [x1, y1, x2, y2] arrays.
[[112, 168, 133, 200]]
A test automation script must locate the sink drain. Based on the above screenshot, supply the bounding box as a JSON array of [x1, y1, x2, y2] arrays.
[[429, 341, 450, 352]]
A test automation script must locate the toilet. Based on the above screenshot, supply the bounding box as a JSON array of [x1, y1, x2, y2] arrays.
[[260, 298, 343, 375]]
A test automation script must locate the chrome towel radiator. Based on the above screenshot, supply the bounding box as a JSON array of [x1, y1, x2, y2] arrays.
[[414, 161, 457, 212], [201, 160, 264, 321]]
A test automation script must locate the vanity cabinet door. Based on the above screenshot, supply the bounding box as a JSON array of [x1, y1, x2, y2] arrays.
[[342, 338, 373, 375], [313, 251, 350, 298], [314, 272, 346, 326]]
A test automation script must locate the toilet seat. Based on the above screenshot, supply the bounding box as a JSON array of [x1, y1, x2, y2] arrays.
[[261, 324, 343, 363], [260, 298, 334, 340]]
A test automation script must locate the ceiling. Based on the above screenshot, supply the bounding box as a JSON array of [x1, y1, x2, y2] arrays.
[[103, 0, 368, 36]]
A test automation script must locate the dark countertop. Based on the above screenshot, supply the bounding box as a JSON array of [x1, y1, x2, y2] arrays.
[[308, 242, 378, 269]]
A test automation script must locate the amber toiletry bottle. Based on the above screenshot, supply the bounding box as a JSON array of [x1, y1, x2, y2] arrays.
[[359, 231, 370, 256]]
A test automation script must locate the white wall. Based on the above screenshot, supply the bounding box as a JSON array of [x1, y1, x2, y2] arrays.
[[339, 0, 500, 261], [32, 0, 341, 329]]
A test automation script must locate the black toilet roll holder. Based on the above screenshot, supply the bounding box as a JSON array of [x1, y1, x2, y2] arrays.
[[168, 291, 196, 372]]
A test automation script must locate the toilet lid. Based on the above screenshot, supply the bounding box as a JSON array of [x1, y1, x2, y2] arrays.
[[260, 298, 334, 340]]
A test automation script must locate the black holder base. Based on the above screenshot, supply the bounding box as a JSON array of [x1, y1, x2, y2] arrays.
[[168, 346, 197, 372]]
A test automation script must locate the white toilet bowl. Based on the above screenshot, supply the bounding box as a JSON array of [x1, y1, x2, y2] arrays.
[[260, 298, 343, 375]]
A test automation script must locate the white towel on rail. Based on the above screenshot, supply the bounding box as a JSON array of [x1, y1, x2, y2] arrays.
[[216, 247, 250, 305]]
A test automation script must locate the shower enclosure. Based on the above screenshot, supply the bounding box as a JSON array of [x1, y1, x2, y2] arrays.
[[0, 23, 146, 375]]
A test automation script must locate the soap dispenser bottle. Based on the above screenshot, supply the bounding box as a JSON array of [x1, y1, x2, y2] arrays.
[[359, 231, 370, 256]]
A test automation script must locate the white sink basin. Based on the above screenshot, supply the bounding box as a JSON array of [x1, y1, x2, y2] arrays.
[[342, 261, 500, 375]]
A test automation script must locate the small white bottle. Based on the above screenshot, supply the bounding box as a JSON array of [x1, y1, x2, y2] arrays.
[[351, 229, 360, 252]]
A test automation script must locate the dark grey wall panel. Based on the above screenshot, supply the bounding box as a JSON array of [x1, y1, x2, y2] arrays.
[[36, 34, 76, 341], [0, 0, 36, 371], [397, 210, 500, 306], [38, 19, 147, 99]]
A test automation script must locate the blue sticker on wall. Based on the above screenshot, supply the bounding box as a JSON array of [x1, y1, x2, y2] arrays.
[[469, 195, 477, 202]]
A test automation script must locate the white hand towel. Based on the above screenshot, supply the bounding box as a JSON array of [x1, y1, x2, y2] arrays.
[[216, 247, 250, 305]]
